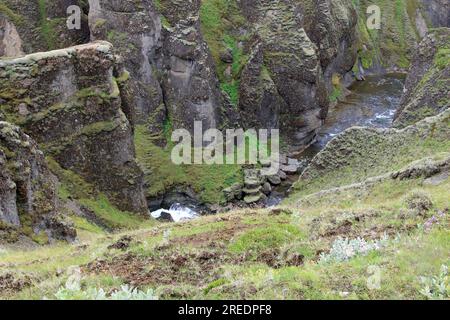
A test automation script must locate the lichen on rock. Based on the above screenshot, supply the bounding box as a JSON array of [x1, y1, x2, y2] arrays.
[[0, 41, 148, 215]]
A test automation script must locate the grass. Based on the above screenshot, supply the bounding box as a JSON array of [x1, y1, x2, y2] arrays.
[[0, 1, 24, 25], [289, 110, 450, 198], [46, 157, 152, 231], [229, 225, 303, 255], [38, 0, 57, 50], [78, 196, 152, 230], [134, 124, 243, 204], [0, 166, 448, 299]]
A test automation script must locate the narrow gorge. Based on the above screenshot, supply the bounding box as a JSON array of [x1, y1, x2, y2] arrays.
[[0, 0, 448, 300]]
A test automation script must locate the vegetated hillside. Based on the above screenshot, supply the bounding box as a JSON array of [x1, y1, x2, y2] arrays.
[[1, 29, 449, 300], [0, 112, 448, 299], [0, 0, 447, 226]]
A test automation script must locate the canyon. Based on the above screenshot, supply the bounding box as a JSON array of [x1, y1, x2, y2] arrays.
[[0, 0, 448, 300]]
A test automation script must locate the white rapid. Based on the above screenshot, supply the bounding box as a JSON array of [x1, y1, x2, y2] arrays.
[[150, 203, 199, 222]]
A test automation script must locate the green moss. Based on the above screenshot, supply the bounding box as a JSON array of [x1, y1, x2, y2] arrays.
[[38, 0, 57, 50], [220, 81, 240, 106], [289, 112, 450, 199], [434, 48, 450, 70], [46, 156, 95, 198], [78, 196, 149, 230], [46, 157, 148, 231], [115, 71, 130, 84], [134, 124, 243, 204], [0, 1, 25, 25], [199, 0, 247, 107], [329, 86, 343, 103], [204, 278, 228, 295], [353, 0, 419, 70]]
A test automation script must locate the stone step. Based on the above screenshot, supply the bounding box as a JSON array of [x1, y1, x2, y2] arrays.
[[244, 192, 264, 204], [243, 186, 262, 196], [267, 175, 282, 185], [244, 178, 261, 189]]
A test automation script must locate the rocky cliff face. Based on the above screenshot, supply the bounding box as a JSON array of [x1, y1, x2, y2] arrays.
[[1, 0, 445, 223], [419, 0, 450, 28], [0, 0, 90, 55], [292, 109, 450, 200], [352, 0, 448, 73], [394, 28, 449, 128], [0, 1, 361, 149], [213, 0, 358, 149], [0, 42, 148, 215], [88, 0, 164, 127], [0, 121, 75, 241], [158, 0, 226, 133]]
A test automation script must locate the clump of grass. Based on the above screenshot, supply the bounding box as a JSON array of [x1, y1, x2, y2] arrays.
[[229, 224, 303, 255]]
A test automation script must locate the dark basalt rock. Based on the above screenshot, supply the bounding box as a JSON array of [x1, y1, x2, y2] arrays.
[[0, 121, 76, 241], [0, 0, 90, 56], [0, 42, 148, 215]]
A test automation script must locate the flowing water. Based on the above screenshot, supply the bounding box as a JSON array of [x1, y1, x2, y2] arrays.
[[150, 203, 199, 222], [152, 74, 407, 216], [267, 73, 406, 206], [303, 73, 406, 158]]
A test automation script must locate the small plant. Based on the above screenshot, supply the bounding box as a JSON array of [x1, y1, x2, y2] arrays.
[[419, 265, 449, 300], [54, 284, 157, 300], [52, 267, 157, 300], [319, 235, 388, 264], [403, 190, 433, 216], [423, 210, 446, 233]]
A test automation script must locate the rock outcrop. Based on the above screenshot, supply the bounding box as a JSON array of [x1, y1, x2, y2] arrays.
[[0, 121, 75, 241], [88, 0, 164, 126], [237, 0, 357, 150], [0, 0, 90, 56], [294, 109, 450, 196], [0, 41, 148, 214], [394, 28, 450, 128], [419, 0, 450, 28], [353, 0, 422, 71], [158, 0, 226, 133]]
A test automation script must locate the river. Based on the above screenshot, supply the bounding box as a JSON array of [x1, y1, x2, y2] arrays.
[[267, 73, 406, 206]]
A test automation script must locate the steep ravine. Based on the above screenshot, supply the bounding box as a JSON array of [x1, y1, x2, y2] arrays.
[[0, 0, 448, 241], [267, 73, 407, 207]]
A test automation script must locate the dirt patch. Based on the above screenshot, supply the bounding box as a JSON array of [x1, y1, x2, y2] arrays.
[[108, 236, 134, 251], [85, 249, 234, 288], [310, 210, 383, 240], [257, 249, 305, 268], [171, 217, 252, 247]]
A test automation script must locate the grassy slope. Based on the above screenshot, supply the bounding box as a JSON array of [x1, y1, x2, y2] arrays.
[[0, 168, 447, 299], [2, 108, 449, 300], [288, 110, 450, 199], [1, 89, 448, 301], [1, 0, 448, 300]]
